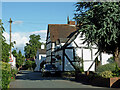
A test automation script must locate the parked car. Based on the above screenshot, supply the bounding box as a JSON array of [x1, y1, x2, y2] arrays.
[[41, 64, 58, 77]]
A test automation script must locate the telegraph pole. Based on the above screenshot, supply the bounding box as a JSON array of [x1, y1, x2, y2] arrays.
[[9, 18, 12, 57]]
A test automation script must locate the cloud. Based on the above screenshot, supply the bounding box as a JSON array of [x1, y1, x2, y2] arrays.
[[3, 30, 47, 53], [13, 21, 23, 24], [30, 30, 47, 34], [3, 32, 29, 48], [3, 32, 9, 44]]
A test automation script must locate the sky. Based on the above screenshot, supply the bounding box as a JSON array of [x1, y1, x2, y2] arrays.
[[2, 2, 76, 54]]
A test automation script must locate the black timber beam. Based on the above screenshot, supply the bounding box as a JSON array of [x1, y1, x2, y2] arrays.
[[64, 53, 77, 70]]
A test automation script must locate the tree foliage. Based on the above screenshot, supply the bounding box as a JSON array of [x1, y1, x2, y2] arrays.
[[0, 19, 10, 62], [75, 2, 120, 66], [24, 34, 42, 60], [12, 50, 25, 69]]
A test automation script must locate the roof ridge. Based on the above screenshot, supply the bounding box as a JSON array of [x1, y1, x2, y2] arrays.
[[48, 24, 76, 26]]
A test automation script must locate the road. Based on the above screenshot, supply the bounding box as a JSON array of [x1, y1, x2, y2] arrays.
[[10, 70, 107, 88]]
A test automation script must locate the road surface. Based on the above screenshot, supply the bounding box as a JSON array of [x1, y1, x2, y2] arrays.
[[10, 70, 107, 88]]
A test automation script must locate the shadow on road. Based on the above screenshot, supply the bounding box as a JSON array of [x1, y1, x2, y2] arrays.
[[15, 70, 110, 89], [12, 70, 110, 88], [15, 70, 74, 81]]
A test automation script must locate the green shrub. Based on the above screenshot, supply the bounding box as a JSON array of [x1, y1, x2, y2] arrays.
[[2, 62, 11, 89], [62, 71, 75, 77], [1, 62, 18, 89], [107, 57, 115, 63], [97, 63, 120, 77], [96, 63, 116, 73], [112, 65, 120, 77], [74, 56, 84, 72], [25, 60, 36, 70], [11, 68, 18, 77], [99, 71, 113, 78], [25, 60, 33, 69]]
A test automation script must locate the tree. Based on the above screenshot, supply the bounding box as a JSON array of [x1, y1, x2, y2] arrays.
[[12, 50, 25, 70], [0, 19, 10, 62], [12, 49, 17, 57], [24, 34, 42, 60], [75, 2, 120, 66]]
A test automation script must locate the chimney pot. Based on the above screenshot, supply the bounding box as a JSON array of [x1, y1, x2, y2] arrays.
[[41, 44, 45, 49]]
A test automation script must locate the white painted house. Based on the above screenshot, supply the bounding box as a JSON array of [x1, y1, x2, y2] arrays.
[[34, 45, 46, 71], [46, 18, 112, 72], [46, 20, 76, 64], [54, 29, 112, 72]]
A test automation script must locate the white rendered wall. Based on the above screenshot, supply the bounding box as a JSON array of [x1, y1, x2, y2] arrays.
[[74, 34, 88, 47], [82, 49, 95, 71], [52, 43, 55, 49], [61, 43, 65, 46], [75, 48, 82, 58], [83, 49, 92, 60], [51, 43, 56, 52], [34, 53, 46, 71], [68, 42, 76, 47], [92, 49, 98, 60], [41, 44, 45, 49], [101, 53, 112, 65], [39, 54, 46, 60], [83, 61, 95, 71]]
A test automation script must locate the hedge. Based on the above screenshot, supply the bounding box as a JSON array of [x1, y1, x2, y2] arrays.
[[1, 62, 18, 89], [96, 63, 116, 73], [2, 62, 11, 89]]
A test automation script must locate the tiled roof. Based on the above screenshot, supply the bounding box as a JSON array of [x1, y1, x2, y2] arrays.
[[56, 38, 68, 45], [47, 24, 77, 42], [39, 49, 46, 54]]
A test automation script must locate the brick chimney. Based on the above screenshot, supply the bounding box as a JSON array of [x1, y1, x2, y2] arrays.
[[67, 16, 75, 25], [69, 21, 75, 25]]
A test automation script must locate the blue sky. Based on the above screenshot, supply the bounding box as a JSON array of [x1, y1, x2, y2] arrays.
[[2, 2, 76, 53], [3, 2, 76, 31]]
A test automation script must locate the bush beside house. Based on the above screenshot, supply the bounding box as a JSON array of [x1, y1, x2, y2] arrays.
[[96, 63, 120, 78], [75, 62, 120, 88], [1, 62, 18, 89], [96, 63, 116, 73]]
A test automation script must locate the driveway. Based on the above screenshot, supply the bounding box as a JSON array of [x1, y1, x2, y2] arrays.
[[10, 70, 108, 88]]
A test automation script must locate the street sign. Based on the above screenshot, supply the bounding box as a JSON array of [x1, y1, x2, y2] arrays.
[[9, 57, 13, 62]]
